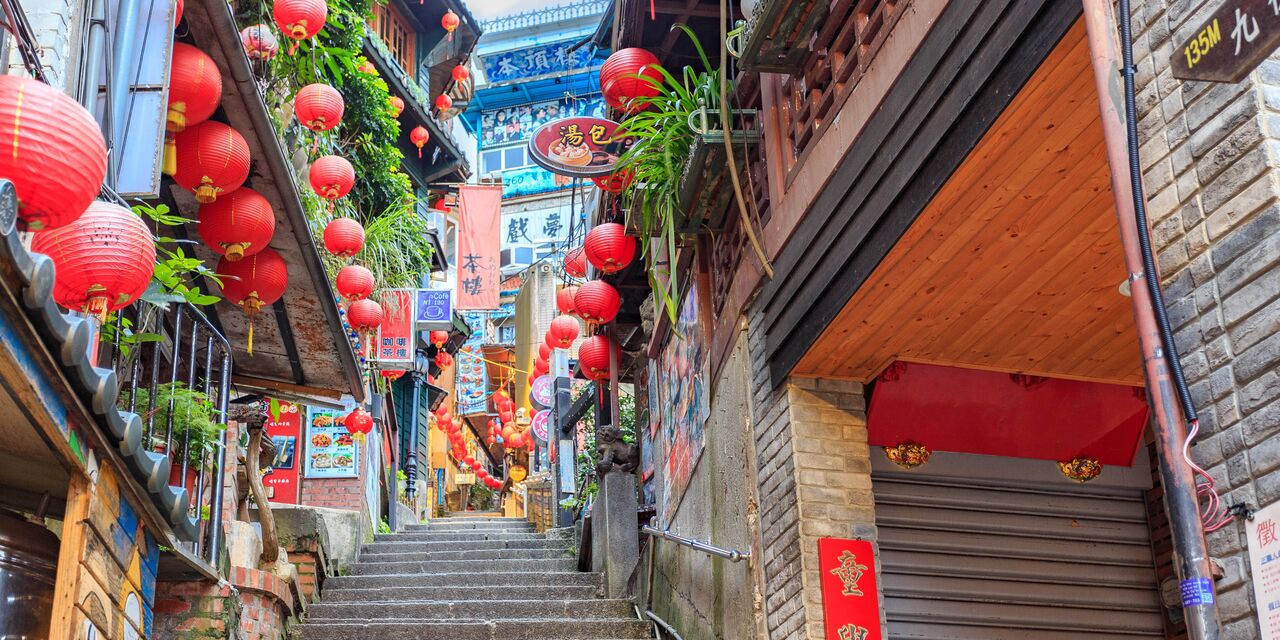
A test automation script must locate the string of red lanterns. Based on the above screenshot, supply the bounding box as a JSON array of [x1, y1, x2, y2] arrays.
[[32, 202, 156, 320]]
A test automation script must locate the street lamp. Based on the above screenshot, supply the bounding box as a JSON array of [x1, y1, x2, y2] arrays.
[[405, 348, 431, 504]]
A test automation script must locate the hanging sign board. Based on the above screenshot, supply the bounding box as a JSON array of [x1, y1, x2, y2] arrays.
[[1171, 0, 1280, 83], [527, 116, 630, 177], [263, 399, 301, 503], [530, 375, 553, 408], [817, 538, 883, 640], [375, 289, 415, 367], [456, 470, 476, 485], [531, 410, 551, 443], [416, 289, 454, 329], [1247, 500, 1280, 638], [304, 406, 359, 478]]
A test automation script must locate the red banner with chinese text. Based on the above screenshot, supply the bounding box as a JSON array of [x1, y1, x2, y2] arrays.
[[375, 288, 415, 367], [263, 399, 302, 503], [457, 185, 502, 309], [818, 538, 883, 640]]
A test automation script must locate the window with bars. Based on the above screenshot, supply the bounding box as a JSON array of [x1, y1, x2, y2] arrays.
[[369, 3, 416, 78]]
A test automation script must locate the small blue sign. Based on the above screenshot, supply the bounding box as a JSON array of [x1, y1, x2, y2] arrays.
[[436, 468, 445, 506], [1180, 577, 1215, 607], [416, 289, 452, 324]]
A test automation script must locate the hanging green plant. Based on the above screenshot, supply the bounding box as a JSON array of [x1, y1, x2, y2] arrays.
[[129, 382, 224, 468]]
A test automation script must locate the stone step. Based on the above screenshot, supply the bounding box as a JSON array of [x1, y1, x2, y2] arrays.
[[374, 531, 545, 543], [351, 557, 577, 576], [319, 585, 602, 604], [358, 548, 570, 562], [326, 571, 602, 590], [362, 538, 568, 554], [296, 619, 653, 640], [410, 518, 531, 529], [413, 524, 536, 532], [307, 599, 633, 621]]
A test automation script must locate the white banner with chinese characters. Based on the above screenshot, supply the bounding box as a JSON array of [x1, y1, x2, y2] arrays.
[[1248, 500, 1280, 638]]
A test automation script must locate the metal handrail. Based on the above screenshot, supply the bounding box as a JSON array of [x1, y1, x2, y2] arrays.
[[641, 522, 751, 562]]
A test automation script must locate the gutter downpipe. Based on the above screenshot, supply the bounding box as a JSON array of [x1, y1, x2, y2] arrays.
[[106, 0, 141, 188], [1081, 2, 1221, 638]]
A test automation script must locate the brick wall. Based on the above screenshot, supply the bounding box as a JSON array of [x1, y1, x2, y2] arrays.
[[7, 0, 79, 92], [1129, 0, 1280, 636], [153, 581, 237, 640], [299, 478, 366, 512]]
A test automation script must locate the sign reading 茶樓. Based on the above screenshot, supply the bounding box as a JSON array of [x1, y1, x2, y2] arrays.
[[1171, 0, 1280, 83], [1247, 500, 1280, 638]]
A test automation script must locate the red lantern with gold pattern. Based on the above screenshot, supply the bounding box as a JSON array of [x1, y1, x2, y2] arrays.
[[389, 95, 404, 118], [577, 335, 618, 381], [600, 48, 662, 112], [167, 43, 222, 134], [434, 93, 453, 113], [335, 265, 374, 301], [218, 247, 288, 355], [309, 155, 355, 200], [273, 0, 327, 53], [323, 217, 364, 257], [430, 330, 449, 348], [435, 350, 453, 369], [294, 83, 344, 132], [441, 10, 460, 40], [347, 298, 383, 334], [563, 247, 587, 279], [547, 315, 580, 349], [0, 75, 108, 231], [451, 65, 470, 83], [584, 223, 636, 274], [344, 408, 374, 437], [172, 120, 250, 204], [575, 280, 621, 325], [556, 285, 579, 316], [32, 201, 155, 319], [198, 188, 276, 262], [410, 125, 430, 158]]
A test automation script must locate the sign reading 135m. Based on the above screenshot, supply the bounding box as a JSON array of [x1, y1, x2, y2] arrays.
[[1172, 0, 1280, 83]]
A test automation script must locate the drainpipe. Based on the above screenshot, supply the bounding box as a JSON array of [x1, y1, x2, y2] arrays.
[[407, 353, 426, 503], [1081, 2, 1221, 638], [77, 0, 107, 112], [106, 0, 141, 188]]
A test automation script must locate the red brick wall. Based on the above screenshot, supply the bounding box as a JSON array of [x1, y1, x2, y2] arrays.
[[288, 550, 323, 604], [299, 477, 365, 511], [153, 581, 236, 639]]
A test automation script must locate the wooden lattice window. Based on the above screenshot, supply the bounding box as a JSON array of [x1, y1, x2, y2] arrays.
[[370, 3, 416, 78]]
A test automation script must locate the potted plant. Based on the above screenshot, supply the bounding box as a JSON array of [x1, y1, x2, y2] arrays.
[[129, 382, 223, 491]]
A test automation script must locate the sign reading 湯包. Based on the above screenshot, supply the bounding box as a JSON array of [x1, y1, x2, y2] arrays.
[[817, 538, 883, 640], [375, 289, 415, 367], [528, 117, 630, 178], [304, 405, 359, 478], [1171, 0, 1280, 83], [530, 375, 553, 408], [1247, 500, 1280, 638], [264, 399, 301, 503], [416, 289, 453, 328]]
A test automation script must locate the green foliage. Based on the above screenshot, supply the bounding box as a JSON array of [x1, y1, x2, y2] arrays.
[[377, 518, 392, 534], [134, 202, 223, 308], [129, 382, 224, 467], [468, 482, 496, 511]]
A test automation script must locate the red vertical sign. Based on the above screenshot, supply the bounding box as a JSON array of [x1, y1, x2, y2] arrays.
[[456, 184, 502, 309], [263, 399, 302, 503], [817, 538, 883, 640], [376, 289, 415, 367]]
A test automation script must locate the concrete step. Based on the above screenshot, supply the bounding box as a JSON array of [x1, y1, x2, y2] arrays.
[[357, 548, 570, 562], [444, 510, 505, 518], [411, 524, 536, 533], [319, 585, 602, 604], [327, 571, 603, 590], [361, 538, 568, 554], [374, 531, 545, 543], [408, 518, 531, 529], [307, 599, 633, 621], [296, 619, 653, 640], [351, 557, 577, 576]]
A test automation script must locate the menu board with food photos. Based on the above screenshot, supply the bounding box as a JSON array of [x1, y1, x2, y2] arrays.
[[304, 406, 358, 478]]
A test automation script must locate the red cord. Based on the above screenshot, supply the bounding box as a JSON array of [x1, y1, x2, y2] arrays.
[[1182, 419, 1234, 532]]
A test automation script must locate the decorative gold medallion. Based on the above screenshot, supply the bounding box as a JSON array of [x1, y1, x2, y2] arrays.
[[884, 442, 931, 469], [1058, 457, 1103, 483]]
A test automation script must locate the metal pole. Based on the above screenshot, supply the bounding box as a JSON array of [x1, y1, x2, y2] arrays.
[[77, 0, 108, 111], [1081, 3, 1220, 638], [107, 0, 140, 187], [407, 365, 423, 503], [206, 352, 231, 567], [552, 347, 572, 527]]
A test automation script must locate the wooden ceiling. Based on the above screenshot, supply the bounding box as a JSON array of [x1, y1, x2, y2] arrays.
[[795, 21, 1142, 386]]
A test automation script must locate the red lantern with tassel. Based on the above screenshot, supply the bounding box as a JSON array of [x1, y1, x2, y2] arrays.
[[309, 155, 355, 200], [198, 187, 276, 262], [591, 168, 633, 194], [323, 217, 365, 257], [389, 95, 404, 118], [441, 10, 459, 40], [410, 126, 429, 158], [347, 299, 383, 337], [0, 76, 108, 231], [508, 431, 526, 449], [451, 65, 470, 83], [295, 83, 344, 132], [429, 330, 449, 348], [274, 0, 327, 53], [547, 315, 580, 349], [584, 223, 636, 274], [32, 201, 155, 319], [167, 43, 222, 137], [434, 93, 453, 112], [435, 351, 453, 369], [335, 265, 374, 301], [575, 280, 621, 325], [172, 120, 251, 203], [381, 369, 405, 381], [578, 335, 618, 381], [600, 48, 663, 112], [218, 247, 288, 355], [563, 247, 587, 279], [538, 344, 552, 361], [240, 24, 280, 61], [556, 285, 579, 316], [344, 408, 374, 442]]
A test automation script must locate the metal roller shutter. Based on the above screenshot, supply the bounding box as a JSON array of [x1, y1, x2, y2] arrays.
[[872, 452, 1165, 639]]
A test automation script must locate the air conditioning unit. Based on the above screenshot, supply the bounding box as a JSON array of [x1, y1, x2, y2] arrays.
[[539, 263, 552, 274], [501, 246, 534, 269]]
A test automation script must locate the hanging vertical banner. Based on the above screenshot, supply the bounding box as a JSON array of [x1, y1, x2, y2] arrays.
[[1247, 500, 1280, 638], [264, 399, 301, 503], [376, 289, 416, 367], [457, 184, 503, 309], [817, 538, 883, 640]]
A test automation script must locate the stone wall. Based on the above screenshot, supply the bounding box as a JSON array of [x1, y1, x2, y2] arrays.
[[1129, 0, 1280, 636], [7, 0, 80, 92]]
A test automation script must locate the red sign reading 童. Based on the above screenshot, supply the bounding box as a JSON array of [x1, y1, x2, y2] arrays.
[[817, 538, 883, 640]]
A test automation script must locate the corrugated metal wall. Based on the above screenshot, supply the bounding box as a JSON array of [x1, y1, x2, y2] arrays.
[[872, 452, 1165, 639]]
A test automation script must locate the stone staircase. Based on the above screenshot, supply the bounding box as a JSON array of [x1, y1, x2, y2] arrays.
[[297, 515, 653, 640]]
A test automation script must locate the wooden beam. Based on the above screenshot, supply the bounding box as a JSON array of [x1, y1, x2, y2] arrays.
[[231, 374, 344, 400], [48, 473, 90, 640]]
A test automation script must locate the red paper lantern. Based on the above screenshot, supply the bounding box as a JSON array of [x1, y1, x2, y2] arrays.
[[430, 330, 449, 348], [274, 0, 327, 51], [501, 424, 515, 439], [335, 265, 374, 301], [198, 188, 276, 262], [508, 432, 526, 449], [295, 83, 344, 133], [435, 351, 453, 369], [477, 468, 489, 480], [167, 43, 222, 134], [575, 280, 622, 324], [556, 285, 579, 316], [381, 369, 405, 380], [0, 76, 107, 231], [563, 247, 587, 279], [435, 93, 453, 112], [547, 315, 580, 349], [172, 120, 250, 203], [344, 408, 374, 436], [218, 248, 288, 355], [347, 298, 383, 333], [309, 155, 355, 200], [451, 65, 470, 83], [463, 455, 475, 466], [389, 95, 404, 118], [175, 0, 184, 24], [584, 223, 636, 274], [240, 24, 280, 61], [323, 217, 364, 257], [32, 202, 155, 318], [358, 60, 376, 74], [578, 335, 618, 381], [592, 168, 633, 194], [410, 125, 429, 158], [600, 48, 662, 112], [441, 10, 460, 39]]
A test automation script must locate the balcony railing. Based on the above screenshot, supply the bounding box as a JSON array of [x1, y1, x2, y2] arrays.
[[479, 0, 608, 34]]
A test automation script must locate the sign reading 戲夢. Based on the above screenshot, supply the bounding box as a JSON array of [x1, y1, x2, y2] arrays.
[[264, 399, 302, 503], [1171, 0, 1280, 83], [1246, 500, 1280, 638], [528, 117, 630, 178], [482, 39, 597, 85], [817, 538, 883, 640], [376, 289, 415, 367], [457, 185, 503, 309], [416, 289, 453, 329]]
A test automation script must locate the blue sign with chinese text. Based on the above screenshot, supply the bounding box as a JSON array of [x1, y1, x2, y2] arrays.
[[483, 39, 596, 85]]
